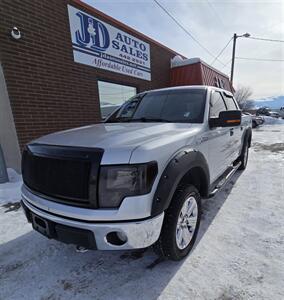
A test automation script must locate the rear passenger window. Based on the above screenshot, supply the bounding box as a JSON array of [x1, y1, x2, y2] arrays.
[[210, 91, 227, 117], [223, 94, 238, 110]]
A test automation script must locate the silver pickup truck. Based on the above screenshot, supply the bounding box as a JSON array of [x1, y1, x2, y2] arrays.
[[21, 86, 252, 261]]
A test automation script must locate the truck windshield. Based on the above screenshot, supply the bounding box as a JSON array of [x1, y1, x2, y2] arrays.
[[106, 89, 207, 123]]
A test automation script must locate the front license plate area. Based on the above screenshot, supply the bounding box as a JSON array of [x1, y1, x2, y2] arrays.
[[31, 213, 51, 237]]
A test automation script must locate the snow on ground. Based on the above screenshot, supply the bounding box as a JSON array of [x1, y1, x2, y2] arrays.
[[0, 125, 284, 300], [0, 168, 22, 205], [263, 116, 284, 125]]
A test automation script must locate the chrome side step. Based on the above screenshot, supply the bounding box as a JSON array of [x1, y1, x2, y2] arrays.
[[208, 161, 241, 198]]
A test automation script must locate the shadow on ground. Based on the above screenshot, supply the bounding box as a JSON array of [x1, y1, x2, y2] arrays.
[[0, 172, 242, 300]]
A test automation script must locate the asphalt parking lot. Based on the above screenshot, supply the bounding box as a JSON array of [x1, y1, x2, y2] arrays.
[[0, 125, 284, 300]]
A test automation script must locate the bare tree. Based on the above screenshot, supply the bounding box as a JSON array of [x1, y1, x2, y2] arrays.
[[234, 85, 253, 109]]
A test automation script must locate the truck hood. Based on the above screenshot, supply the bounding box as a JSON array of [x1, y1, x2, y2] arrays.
[[33, 123, 202, 164]]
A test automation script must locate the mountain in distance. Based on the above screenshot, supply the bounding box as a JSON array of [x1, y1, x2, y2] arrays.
[[245, 95, 284, 110]]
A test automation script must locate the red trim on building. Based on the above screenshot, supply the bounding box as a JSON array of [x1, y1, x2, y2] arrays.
[[170, 61, 234, 93]]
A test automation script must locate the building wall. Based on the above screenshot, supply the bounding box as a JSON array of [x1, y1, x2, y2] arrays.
[[0, 63, 21, 173], [0, 0, 179, 152], [170, 62, 233, 93]]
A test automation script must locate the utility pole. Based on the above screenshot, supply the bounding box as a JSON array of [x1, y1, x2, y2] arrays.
[[230, 33, 237, 86], [230, 32, 250, 86]]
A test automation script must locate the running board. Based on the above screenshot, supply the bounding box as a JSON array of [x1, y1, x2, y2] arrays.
[[208, 161, 241, 198]]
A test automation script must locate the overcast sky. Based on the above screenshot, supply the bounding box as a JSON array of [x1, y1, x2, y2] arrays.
[[83, 0, 284, 99]]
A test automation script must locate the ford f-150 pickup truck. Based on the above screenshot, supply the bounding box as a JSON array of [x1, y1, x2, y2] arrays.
[[21, 86, 252, 261]]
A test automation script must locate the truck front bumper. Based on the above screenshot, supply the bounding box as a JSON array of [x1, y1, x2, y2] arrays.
[[21, 197, 164, 250]]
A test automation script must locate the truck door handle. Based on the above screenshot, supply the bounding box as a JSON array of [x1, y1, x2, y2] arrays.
[[230, 128, 234, 136]]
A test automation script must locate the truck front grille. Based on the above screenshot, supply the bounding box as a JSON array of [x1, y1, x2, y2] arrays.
[[22, 144, 104, 208]]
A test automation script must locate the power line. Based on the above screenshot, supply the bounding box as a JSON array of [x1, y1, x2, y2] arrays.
[[205, 0, 227, 31], [236, 57, 284, 62], [153, 0, 226, 66], [220, 59, 232, 70], [247, 36, 284, 43], [211, 37, 233, 66], [220, 59, 232, 77]]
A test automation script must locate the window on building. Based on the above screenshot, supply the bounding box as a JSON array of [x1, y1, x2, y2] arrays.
[[98, 81, 137, 118], [210, 91, 227, 117], [223, 94, 238, 110]]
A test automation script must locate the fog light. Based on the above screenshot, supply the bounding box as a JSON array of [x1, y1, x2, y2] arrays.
[[106, 231, 128, 246]]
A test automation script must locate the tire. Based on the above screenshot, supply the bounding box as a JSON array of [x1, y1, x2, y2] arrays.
[[153, 185, 201, 261], [238, 138, 249, 170]]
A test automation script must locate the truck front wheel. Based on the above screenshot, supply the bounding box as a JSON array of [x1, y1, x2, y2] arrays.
[[153, 185, 201, 261], [238, 139, 249, 170]]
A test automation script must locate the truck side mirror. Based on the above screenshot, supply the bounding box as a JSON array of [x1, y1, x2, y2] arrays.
[[209, 110, 242, 128]]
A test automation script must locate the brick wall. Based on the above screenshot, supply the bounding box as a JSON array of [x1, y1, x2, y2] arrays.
[[0, 0, 179, 149]]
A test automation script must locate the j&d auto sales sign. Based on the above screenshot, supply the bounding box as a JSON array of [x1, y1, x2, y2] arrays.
[[67, 5, 151, 81]]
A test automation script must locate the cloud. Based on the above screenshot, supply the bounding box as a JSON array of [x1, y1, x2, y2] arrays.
[[82, 0, 284, 98]]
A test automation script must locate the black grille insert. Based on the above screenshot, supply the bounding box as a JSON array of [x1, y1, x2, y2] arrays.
[[22, 144, 104, 208]]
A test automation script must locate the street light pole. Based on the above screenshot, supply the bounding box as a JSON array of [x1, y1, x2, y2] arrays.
[[230, 33, 237, 86], [230, 32, 250, 86]]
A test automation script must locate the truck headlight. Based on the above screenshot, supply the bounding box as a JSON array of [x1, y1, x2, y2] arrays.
[[98, 162, 158, 208]]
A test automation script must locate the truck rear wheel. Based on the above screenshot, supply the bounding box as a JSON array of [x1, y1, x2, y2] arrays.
[[153, 185, 201, 261]]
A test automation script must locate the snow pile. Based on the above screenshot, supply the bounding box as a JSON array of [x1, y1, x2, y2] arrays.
[[263, 116, 284, 125], [0, 168, 22, 204]]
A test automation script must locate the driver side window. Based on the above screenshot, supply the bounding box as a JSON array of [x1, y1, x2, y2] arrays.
[[210, 91, 227, 118]]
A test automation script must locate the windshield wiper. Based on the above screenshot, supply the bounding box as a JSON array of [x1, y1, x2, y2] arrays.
[[107, 117, 173, 123], [130, 117, 173, 123]]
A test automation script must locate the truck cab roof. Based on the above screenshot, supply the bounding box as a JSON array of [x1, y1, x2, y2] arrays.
[[141, 85, 234, 97]]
